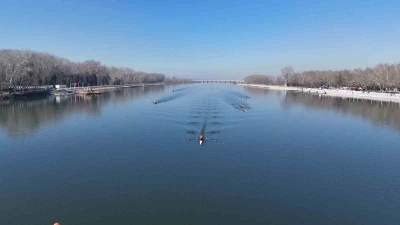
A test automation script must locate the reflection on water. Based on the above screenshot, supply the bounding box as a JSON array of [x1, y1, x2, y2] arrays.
[[2, 86, 400, 137], [281, 91, 400, 132], [0, 86, 164, 137]]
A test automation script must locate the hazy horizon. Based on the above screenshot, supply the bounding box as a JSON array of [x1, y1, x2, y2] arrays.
[[1, 0, 400, 79]]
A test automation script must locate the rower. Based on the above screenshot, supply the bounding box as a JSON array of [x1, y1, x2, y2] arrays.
[[199, 133, 204, 141], [153, 101, 158, 104]]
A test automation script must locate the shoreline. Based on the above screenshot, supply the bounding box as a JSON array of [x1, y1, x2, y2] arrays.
[[59, 83, 165, 95], [238, 84, 299, 91], [1, 83, 165, 100], [239, 84, 400, 103]]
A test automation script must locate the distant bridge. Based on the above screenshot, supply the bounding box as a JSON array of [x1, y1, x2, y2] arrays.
[[193, 80, 243, 84]]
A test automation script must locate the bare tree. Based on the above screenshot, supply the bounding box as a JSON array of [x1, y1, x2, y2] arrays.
[[0, 49, 166, 87], [276, 62, 400, 92], [243, 74, 277, 85], [281, 66, 294, 86], [0, 56, 6, 99]]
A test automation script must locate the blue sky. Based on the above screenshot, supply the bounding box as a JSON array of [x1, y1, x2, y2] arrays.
[[1, 0, 400, 79]]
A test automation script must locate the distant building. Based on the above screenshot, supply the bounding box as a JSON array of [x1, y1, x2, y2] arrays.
[[55, 85, 67, 89]]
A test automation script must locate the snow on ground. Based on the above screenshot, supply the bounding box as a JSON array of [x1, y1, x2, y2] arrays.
[[239, 84, 400, 103]]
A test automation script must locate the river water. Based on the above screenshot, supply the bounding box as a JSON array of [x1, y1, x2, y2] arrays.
[[1, 84, 400, 225]]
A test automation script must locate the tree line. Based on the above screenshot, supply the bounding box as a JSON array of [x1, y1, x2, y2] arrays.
[[0, 49, 165, 88], [243, 74, 283, 85], [164, 76, 194, 84], [244, 62, 400, 92]]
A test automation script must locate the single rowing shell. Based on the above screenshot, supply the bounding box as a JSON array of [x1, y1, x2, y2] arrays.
[[200, 140, 203, 145]]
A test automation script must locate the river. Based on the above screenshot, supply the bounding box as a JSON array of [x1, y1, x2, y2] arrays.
[[1, 84, 399, 225]]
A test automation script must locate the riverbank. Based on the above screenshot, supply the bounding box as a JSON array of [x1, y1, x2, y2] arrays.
[[76, 85, 141, 94], [58, 83, 163, 95], [239, 84, 400, 103], [1, 84, 163, 100], [239, 84, 299, 91], [1, 92, 9, 100], [1, 89, 50, 100]]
